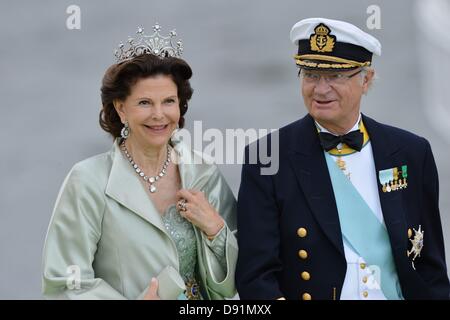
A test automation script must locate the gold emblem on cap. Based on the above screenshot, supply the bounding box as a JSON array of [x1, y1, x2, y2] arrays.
[[310, 23, 335, 53]]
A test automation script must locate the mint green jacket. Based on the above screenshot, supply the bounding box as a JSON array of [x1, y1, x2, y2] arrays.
[[42, 137, 238, 299]]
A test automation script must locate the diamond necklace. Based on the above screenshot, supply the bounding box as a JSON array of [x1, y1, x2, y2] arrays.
[[120, 140, 171, 193]]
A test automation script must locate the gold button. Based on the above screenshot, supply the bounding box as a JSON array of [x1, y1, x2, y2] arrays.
[[362, 276, 368, 284], [302, 293, 312, 300], [301, 271, 311, 281], [298, 250, 308, 259], [363, 291, 368, 298], [360, 263, 366, 270], [297, 227, 307, 238], [408, 228, 412, 238]]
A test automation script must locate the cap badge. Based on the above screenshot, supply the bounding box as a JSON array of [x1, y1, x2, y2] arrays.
[[309, 23, 335, 53]]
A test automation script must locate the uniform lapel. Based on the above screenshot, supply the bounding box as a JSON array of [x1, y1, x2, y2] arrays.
[[362, 114, 407, 252], [289, 115, 345, 256], [105, 140, 167, 234]]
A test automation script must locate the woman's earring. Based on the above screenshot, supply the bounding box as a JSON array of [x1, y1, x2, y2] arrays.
[[121, 121, 130, 139]]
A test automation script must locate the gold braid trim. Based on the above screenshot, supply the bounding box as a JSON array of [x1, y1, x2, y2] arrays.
[[294, 54, 371, 69], [295, 54, 371, 66]]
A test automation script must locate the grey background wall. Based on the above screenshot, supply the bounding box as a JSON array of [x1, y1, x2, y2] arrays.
[[1, 0, 449, 299]]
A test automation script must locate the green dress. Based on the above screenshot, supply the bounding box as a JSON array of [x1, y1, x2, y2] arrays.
[[162, 204, 227, 300]]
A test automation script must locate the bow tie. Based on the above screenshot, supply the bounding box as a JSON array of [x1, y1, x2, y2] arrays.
[[319, 130, 364, 152]]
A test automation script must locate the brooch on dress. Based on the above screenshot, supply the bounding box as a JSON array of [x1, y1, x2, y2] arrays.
[[185, 279, 200, 300], [407, 225, 424, 270]]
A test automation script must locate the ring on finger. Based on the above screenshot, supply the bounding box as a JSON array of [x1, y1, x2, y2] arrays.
[[177, 198, 187, 212]]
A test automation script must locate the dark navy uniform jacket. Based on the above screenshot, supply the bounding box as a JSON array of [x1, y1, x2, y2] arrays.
[[236, 114, 450, 300]]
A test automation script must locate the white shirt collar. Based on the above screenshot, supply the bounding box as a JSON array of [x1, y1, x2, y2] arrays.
[[315, 113, 362, 136]]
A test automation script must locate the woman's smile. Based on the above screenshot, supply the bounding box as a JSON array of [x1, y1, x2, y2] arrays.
[[144, 124, 169, 134]]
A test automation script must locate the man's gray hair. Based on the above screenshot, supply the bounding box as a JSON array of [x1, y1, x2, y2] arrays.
[[361, 66, 377, 92]]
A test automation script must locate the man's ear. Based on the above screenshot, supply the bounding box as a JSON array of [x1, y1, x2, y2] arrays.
[[113, 99, 126, 123], [362, 68, 375, 94]]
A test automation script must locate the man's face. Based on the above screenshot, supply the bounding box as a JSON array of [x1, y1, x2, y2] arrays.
[[301, 68, 374, 129]]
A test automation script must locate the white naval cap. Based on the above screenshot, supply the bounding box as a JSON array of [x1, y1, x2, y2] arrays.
[[290, 18, 381, 70]]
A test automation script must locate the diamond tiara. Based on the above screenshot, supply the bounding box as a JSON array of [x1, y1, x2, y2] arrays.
[[114, 24, 183, 64]]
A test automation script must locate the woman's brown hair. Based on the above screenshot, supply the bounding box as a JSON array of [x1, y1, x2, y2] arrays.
[[99, 54, 193, 138]]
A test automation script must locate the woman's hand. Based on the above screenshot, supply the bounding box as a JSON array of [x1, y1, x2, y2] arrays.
[[176, 189, 225, 238], [143, 277, 160, 300]]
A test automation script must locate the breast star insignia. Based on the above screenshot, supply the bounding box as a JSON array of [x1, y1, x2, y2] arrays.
[[407, 225, 424, 270]]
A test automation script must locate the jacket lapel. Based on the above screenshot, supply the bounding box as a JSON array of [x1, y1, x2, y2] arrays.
[[362, 114, 407, 252], [170, 133, 215, 192], [289, 115, 345, 256], [288, 114, 408, 257], [105, 140, 167, 234]]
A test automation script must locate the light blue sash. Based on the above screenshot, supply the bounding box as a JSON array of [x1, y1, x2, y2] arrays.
[[324, 152, 402, 300]]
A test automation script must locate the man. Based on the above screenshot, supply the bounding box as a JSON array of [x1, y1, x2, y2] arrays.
[[236, 18, 450, 300]]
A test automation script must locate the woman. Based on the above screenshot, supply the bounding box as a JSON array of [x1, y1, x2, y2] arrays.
[[42, 25, 237, 300]]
